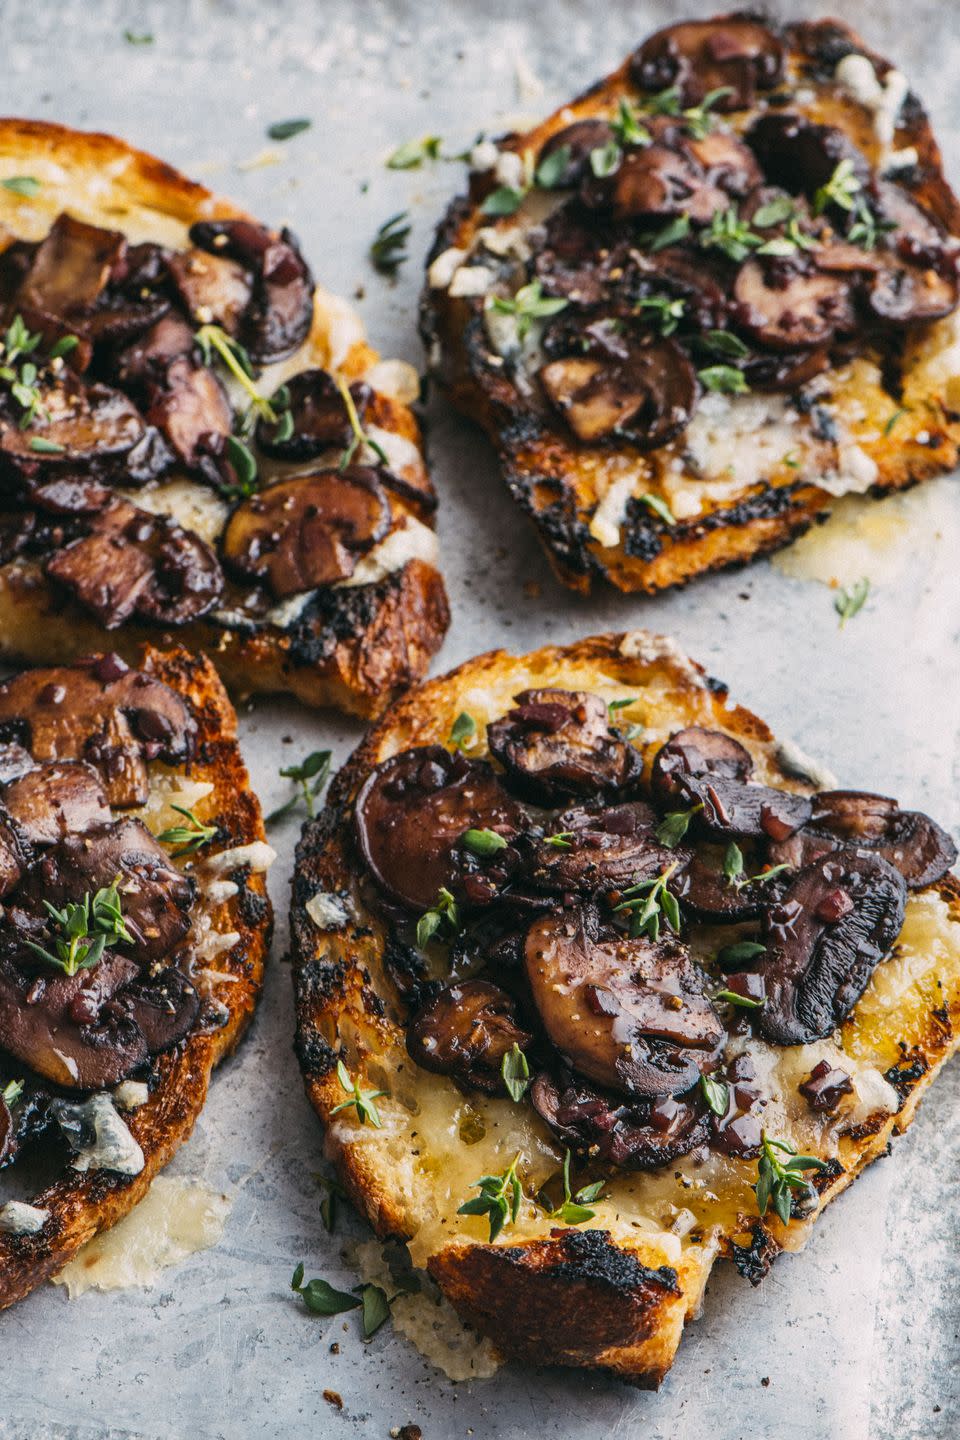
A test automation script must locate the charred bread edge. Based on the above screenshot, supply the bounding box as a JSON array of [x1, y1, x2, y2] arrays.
[[290, 630, 960, 1385], [420, 17, 960, 594], [0, 118, 449, 716], [0, 643, 272, 1310]]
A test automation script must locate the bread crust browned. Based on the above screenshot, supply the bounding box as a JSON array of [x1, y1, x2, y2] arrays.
[[421, 17, 960, 594], [0, 119, 449, 717], [291, 631, 960, 1385], [0, 645, 272, 1310]]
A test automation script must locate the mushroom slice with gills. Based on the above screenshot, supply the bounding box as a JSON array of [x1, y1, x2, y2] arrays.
[[354, 745, 525, 913], [122, 965, 200, 1054], [19, 817, 195, 967], [0, 948, 146, 1090], [188, 219, 314, 363], [255, 368, 371, 460], [651, 725, 810, 841], [530, 1069, 710, 1170], [0, 657, 196, 808], [630, 246, 728, 332], [537, 119, 617, 189], [222, 467, 390, 598], [734, 255, 854, 351], [539, 336, 696, 448], [630, 18, 784, 112], [3, 759, 110, 845], [745, 113, 870, 200], [144, 354, 233, 477], [525, 800, 678, 894], [487, 688, 643, 805], [767, 790, 958, 890], [16, 212, 126, 323], [651, 726, 754, 803], [524, 907, 724, 1099], [406, 979, 532, 1094], [166, 246, 252, 334], [134, 515, 225, 626], [757, 851, 907, 1046], [0, 375, 145, 467]]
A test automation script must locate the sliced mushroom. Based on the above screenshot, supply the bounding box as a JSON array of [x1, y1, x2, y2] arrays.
[[122, 966, 200, 1054], [222, 467, 390, 598], [651, 726, 754, 802], [115, 313, 197, 389], [0, 375, 145, 466], [20, 817, 195, 966], [524, 800, 678, 894], [255, 369, 371, 460], [189, 219, 314, 363], [16, 213, 126, 322], [672, 848, 768, 921], [166, 247, 252, 333], [18, 474, 112, 515], [588, 120, 760, 223], [0, 657, 196, 808], [406, 979, 532, 1093], [488, 688, 643, 804], [524, 907, 724, 1099], [630, 18, 784, 111], [537, 120, 617, 188], [3, 760, 110, 845], [768, 789, 957, 889], [531, 1069, 710, 1169], [540, 334, 697, 448], [652, 726, 811, 841], [0, 804, 30, 897], [734, 255, 854, 350], [144, 354, 233, 477], [867, 261, 959, 325], [757, 851, 907, 1045], [354, 745, 526, 913], [746, 112, 870, 198], [742, 346, 830, 391], [630, 246, 728, 332]]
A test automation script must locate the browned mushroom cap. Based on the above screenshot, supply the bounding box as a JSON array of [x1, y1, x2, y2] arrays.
[[589, 121, 760, 223], [166, 247, 252, 334], [867, 261, 959, 325], [255, 369, 371, 460], [0, 657, 196, 808], [20, 817, 195, 966], [122, 966, 200, 1054], [539, 336, 697, 448], [652, 725, 810, 840], [16, 213, 126, 322], [742, 346, 830, 392], [651, 726, 754, 802], [406, 979, 532, 1094], [530, 1069, 710, 1170], [0, 949, 146, 1089], [757, 851, 907, 1045], [3, 760, 110, 845], [0, 376, 145, 467], [734, 256, 854, 350], [630, 18, 784, 111], [524, 907, 724, 1099], [115, 313, 197, 389], [524, 800, 678, 894], [537, 120, 618, 188], [221, 467, 390, 598], [488, 689, 644, 805], [354, 745, 526, 913], [672, 848, 767, 921], [631, 246, 728, 331], [768, 789, 957, 890], [746, 112, 870, 198], [45, 499, 224, 629], [189, 219, 314, 363]]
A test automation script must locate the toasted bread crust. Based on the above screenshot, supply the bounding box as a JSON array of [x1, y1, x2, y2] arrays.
[[0, 119, 449, 716], [421, 17, 960, 594], [291, 631, 960, 1384], [0, 645, 272, 1310]]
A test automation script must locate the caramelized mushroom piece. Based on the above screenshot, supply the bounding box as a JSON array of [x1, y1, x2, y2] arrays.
[[746, 112, 870, 198], [222, 467, 390, 598], [630, 18, 784, 111], [115, 313, 197, 389], [587, 119, 760, 223], [651, 726, 811, 840], [189, 219, 314, 363], [799, 1058, 853, 1112], [734, 256, 854, 350], [531, 1069, 710, 1170], [406, 979, 532, 1093], [255, 369, 371, 460], [18, 474, 112, 515], [651, 726, 754, 801], [3, 760, 110, 845], [144, 354, 233, 477], [867, 262, 959, 325], [0, 657, 196, 808], [354, 745, 525, 912], [16, 213, 126, 322], [672, 849, 769, 921], [122, 966, 200, 1054], [488, 688, 643, 804], [742, 346, 830, 392], [0, 376, 145, 466], [757, 851, 907, 1045], [537, 120, 617, 188], [768, 789, 957, 889], [525, 800, 678, 894], [524, 907, 724, 1099], [540, 335, 697, 448], [166, 247, 252, 333], [0, 805, 30, 897]]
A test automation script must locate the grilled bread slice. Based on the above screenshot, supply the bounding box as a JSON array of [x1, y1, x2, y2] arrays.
[[421, 16, 960, 593], [0, 119, 448, 716], [0, 645, 272, 1309], [291, 631, 960, 1386]]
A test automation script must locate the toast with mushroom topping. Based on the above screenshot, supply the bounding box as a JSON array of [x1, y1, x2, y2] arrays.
[[421, 16, 960, 593], [291, 631, 960, 1386], [0, 119, 448, 715], [0, 645, 272, 1309]]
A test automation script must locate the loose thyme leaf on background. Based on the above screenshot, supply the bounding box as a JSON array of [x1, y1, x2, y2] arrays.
[[266, 750, 332, 826], [370, 212, 411, 277], [835, 577, 871, 627]]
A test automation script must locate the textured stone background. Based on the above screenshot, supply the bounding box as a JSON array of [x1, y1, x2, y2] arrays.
[[0, 2, 959, 1436]]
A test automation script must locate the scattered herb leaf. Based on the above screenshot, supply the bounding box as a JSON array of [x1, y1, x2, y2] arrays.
[[156, 804, 217, 855], [1, 176, 40, 198], [416, 886, 459, 949], [462, 827, 508, 857], [267, 118, 312, 142], [267, 750, 332, 826], [638, 492, 676, 525], [480, 185, 527, 217], [835, 576, 870, 628], [635, 293, 685, 336], [655, 803, 702, 848], [714, 987, 765, 1009], [717, 940, 767, 967], [449, 711, 477, 751], [814, 157, 861, 216], [543, 831, 574, 849], [354, 1282, 392, 1338], [369, 211, 411, 277], [24, 881, 131, 977], [387, 135, 442, 169], [700, 1074, 729, 1116], [123, 29, 154, 44], [546, 1149, 606, 1225], [613, 864, 680, 941], [755, 1131, 828, 1224], [329, 1059, 387, 1128], [458, 1154, 523, 1241], [699, 364, 750, 395], [489, 279, 568, 340], [2, 1079, 23, 1107], [534, 144, 572, 189], [501, 1043, 530, 1103], [291, 1263, 362, 1317]]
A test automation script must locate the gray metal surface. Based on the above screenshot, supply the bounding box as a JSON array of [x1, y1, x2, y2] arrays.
[[1, 1, 959, 1436]]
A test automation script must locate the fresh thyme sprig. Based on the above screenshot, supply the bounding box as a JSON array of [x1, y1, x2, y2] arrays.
[[458, 1153, 523, 1241], [2, 1079, 23, 1107], [755, 1131, 829, 1224], [814, 158, 861, 216], [634, 293, 686, 335], [655, 802, 703, 848], [448, 711, 477, 751], [290, 1262, 362, 1316], [835, 576, 870, 628], [336, 373, 389, 469], [195, 324, 278, 424], [461, 827, 508, 857], [329, 1059, 387, 1128], [370, 211, 411, 277], [501, 1043, 530, 1103], [24, 880, 131, 977], [0, 316, 80, 431], [488, 280, 568, 341], [613, 863, 681, 941], [157, 804, 217, 856], [722, 842, 790, 890], [416, 886, 459, 949], [546, 1149, 606, 1225], [267, 750, 332, 826]]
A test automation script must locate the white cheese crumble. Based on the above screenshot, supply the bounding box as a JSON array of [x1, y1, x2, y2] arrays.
[[834, 54, 909, 155], [57, 1094, 145, 1177], [306, 890, 349, 930], [775, 739, 839, 791], [427, 246, 468, 290], [448, 264, 498, 298], [469, 139, 499, 172], [494, 150, 525, 190], [202, 841, 276, 876], [340, 514, 439, 588], [819, 442, 879, 497], [589, 473, 638, 548], [363, 358, 421, 405], [0, 1201, 49, 1235], [113, 1081, 150, 1112]]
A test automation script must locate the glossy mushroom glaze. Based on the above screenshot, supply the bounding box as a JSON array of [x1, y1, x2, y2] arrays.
[[0, 209, 436, 633], [352, 697, 956, 1175], [0, 654, 221, 1177]]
